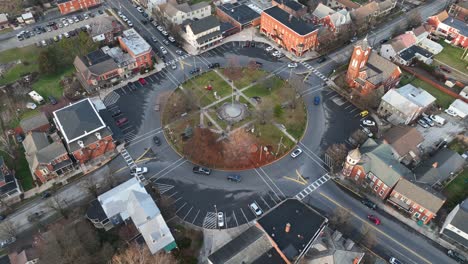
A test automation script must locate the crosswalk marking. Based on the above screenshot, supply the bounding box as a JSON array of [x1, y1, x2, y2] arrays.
[[103, 91, 120, 106], [154, 183, 175, 194], [295, 174, 331, 200], [164, 54, 191, 66], [203, 212, 217, 229]]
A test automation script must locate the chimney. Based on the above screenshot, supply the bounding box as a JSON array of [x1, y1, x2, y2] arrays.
[[285, 223, 291, 233], [432, 162, 438, 168], [78, 140, 85, 148], [289, 14, 293, 22], [95, 132, 101, 140]]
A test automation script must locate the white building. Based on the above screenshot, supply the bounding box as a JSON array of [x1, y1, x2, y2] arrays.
[[440, 198, 468, 249], [184, 16, 222, 50], [417, 38, 443, 55], [378, 84, 436, 124], [460, 86, 468, 100], [448, 99, 468, 118], [158, 2, 211, 25]]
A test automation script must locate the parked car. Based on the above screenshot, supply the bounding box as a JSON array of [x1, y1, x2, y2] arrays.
[[131, 167, 148, 174], [162, 30, 168, 36], [160, 46, 167, 54], [388, 257, 403, 264], [227, 174, 241, 182], [98, 9, 104, 15], [361, 198, 376, 209], [48, 96, 57, 105], [138, 78, 147, 85], [421, 116, 434, 127], [157, 26, 164, 31], [249, 202, 263, 216], [0, 215, 5, 221], [265, 46, 273, 52], [445, 109, 457, 117], [379, 38, 388, 44], [217, 212, 224, 227], [27, 211, 44, 222], [193, 166, 211, 175], [439, 65, 451, 73], [314, 96, 320, 105], [153, 136, 161, 146], [361, 119, 375, 126], [190, 68, 201, 74], [112, 109, 122, 117], [361, 127, 373, 137], [367, 214, 381, 225], [429, 114, 446, 126], [0, 237, 16, 248], [447, 250, 466, 263], [175, 49, 184, 55], [208, 63, 220, 69], [151, 36, 158, 43], [162, 39, 169, 45], [317, 57, 327, 63], [26, 102, 37, 109], [116, 117, 128, 126], [41, 191, 51, 199], [417, 119, 429, 128], [171, 63, 177, 70], [127, 21, 133, 27], [360, 110, 369, 117], [168, 36, 175, 42], [287, 62, 297, 68], [290, 148, 303, 158]]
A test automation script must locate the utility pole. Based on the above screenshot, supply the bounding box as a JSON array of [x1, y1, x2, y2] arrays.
[[276, 136, 283, 157]]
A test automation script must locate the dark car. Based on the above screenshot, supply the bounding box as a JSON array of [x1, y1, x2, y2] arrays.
[[208, 63, 220, 69], [41, 191, 51, 199], [112, 109, 122, 117], [379, 38, 388, 44], [439, 65, 452, 73], [0, 215, 5, 221], [244, 41, 250, 47], [193, 166, 211, 175], [138, 78, 147, 85], [227, 174, 241, 182], [98, 9, 104, 14], [361, 198, 377, 209], [190, 68, 201, 74], [447, 250, 466, 263], [153, 136, 161, 146], [48, 96, 57, 105], [16, 134, 24, 143], [317, 57, 327, 63], [314, 96, 320, 105]]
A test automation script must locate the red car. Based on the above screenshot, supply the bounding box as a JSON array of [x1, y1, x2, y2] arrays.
[[367, 215, 381, 225], [116, 117, 128, 126], [138, 78, 147, 85], [439, 65, 451, 73]]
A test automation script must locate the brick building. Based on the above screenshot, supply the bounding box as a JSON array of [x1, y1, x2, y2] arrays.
[[261, 6, 319, 57], [88, 16, 123, 43], [118, 29, 153, 70], [57, 0, 102, 15], [346, 38, 401, 94], [272, 0, 307, 18], [216, 3, 261, 33], [53, 99, 116, 165], [427, 11, 468, 48], [312, 3, 352, 33]]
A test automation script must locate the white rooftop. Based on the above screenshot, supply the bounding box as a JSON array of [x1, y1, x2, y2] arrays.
[[120, 28, 151, 56], [22, 12, 33, 20], [449, 99, 468, 115], [382, 84, 436, 117]]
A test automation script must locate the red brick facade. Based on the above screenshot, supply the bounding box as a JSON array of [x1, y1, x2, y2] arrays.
[[215, 7, 261, 31], [118, 38, 153, 70], [388, 189, 436, 224], [260, 11, 318, 56], [33, 153, 73, 184], [72, 135, 116, 164], [347, 165, 393, 199], [271, 0, 307, 18], [58, 0, 102, 15]]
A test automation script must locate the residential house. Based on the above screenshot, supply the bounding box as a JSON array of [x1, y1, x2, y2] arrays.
[[272, 0, 307, 18], [448, 99, 468, 118], [17, 12, 35, 25], [448, 1, 468, 21], [0, 14, 9, 29], [52, 98, 116, 165], [397, 45, 434, 66], [380, 31, 418, 61], [312, 4, 336, 23], [460, 86, 468, 99], [8, 247, 39, 264], [351, 0, 396, 25], [440, 198, 468, 249], [387, 178, 445, 224], [305, 229, 365, 264], [216, 3, 261, 32], [382, 126, 424, 165], [311, 4, 352, 33], [102, 46, 137, 77], [0, 157, 22, 200], [158, 1, 211, 25], [184, 16, 222, 50], [20, 112, 50, 134], [118, 28, 153, 70], [57, 0, 102, 15], [74, 49, 122, 93], [86, 177, 177, 254], [23, 132, 73, 184], [325, 0, 360, 10], [378, 84, 436, 125], [415, 148, 465, 188], [261, 6, 320, 56], [342, 139, 413, 199], [208, 199, 328, 264], [88, 16, 123, 43], [146, 0, 167, 15], [427, 11, 468, 48], [346, 38, 401, 94]]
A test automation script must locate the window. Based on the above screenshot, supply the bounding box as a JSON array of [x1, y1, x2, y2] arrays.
[[414, 213, 420, 218], [421, 216, 428, 221], [357, 170, 362, 176], [374, 186, 379, 191], [379, 190, 384, 196], [377, 180, 382, 186], [409, 208, 414, 213], [394, 193, 399, 198], [405, 199, 411, 205], [354, 174, 359, 181], [419, 207, 424, 213], [372, 176, 377, 182], [412, 204, 418, 209]]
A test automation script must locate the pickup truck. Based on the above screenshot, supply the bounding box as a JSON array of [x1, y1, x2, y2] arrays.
[[429, 114, 446, 126]]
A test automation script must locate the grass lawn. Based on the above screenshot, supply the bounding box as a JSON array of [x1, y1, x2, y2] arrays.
[[448, 139, 467, 155], [443, 170, 468, 209], [233, 68, 268, 88], [254, 123, 295, 156], [0, 45, 40, 86], [32, 67, 74, 98], [243, 76, 284, 97], [0, 28, 13, 35], [184, 71, 231, 107], [0, 150, 35, 191], [275, 101, 307, 140], [189, 0, 210, 4], [410, 78, 454, 109], [434, 41, 468, 73]]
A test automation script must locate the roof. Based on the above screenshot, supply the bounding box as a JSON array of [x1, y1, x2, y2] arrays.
[[394, 31, 417, 49], [20, 112, 49, 134], [383, 126, 424, 158], [413, 25, 429, 37], [335, 0, 360, 9], [381, 84, 436, 119], [443, 199, 468, 246], [120, 28, 152, 56], [313, 3, 335, 19], [0, 14, 8, 24], [364, 51, 399, 85], [196, 30, 222, 44], [329, 9, 352, 27], [378, 0, 396, 11], [86, 199, 108, 222], [23, 132, 50, 155], [399, 45, 434, 61], [9, 247, 39, 264], [281, 0, 305, 11], [208, 226, 277, 264], [0, 157, 19, 197], [218, 3, 261, 25], [415, 148, 465, 185], [449, 99, 468, 115], [88, 16, 120, 37], [74, 50, 119, 79], [21, 12, 33, 20], [98, 177, 145, 219], [53, 98, 106, 144], [348, 148, 361, 161], [263, 6, 319, 36], [258, 199, 327, 262], [188, 15, 220, 35], [352, 1, 378, 20], [444, 16, 468, 37], [163, 1, 209, 17], [393, 178, 445, 213], [23, 132, 68, 171], [359, 139, 412, 187]]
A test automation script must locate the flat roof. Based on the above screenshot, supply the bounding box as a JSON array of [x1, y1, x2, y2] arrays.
[[53, 98, 106, 144], [218, 3, 261, 25], [399, 45, 434, 61], [120, 28, 152, 56], [263, 6, 319, 36], [257, 199, 327, 262]]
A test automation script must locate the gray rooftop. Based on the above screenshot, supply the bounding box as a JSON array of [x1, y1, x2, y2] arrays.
[[120, 28, 152, 56], [264, 6, 319, 36], [218, 3, 261, 25], [188, 15, 220, 35], [364, 51, 399, 85], [20, 112, 49, 134], [399, 45, 434, 61], [415, 148, 465, 185], [393, 179, 445, 213], [442, 199, 468, 247], [53, 99, 106, 144]]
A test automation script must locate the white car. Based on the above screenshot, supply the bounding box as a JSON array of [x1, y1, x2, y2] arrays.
[[160, 47, 167, 54], [63, 21, 69, 27], [84, 13, 89, 19], [361, 127, 373, 137], [162, 31, 168, 36], [176, 50, 183, 55], [266, 46, 273, 52], [127, 21, 133, 27], [68, 18, 74, 24], [217, 212, 224, 227], [26, 102, 37, 109], [131, 167, 148, 174], [122, 16, 128, 22], [117, 11, 123, 16], [171, 63, 177, 70], [168, 36, 175, 42], [290, 148, 303, 158], [157, 26, 164, 31], [445, 109, 457, 117], [0, 237, 16, 248], [249, 202, 263, 216], [288, 62, 297, 68], [137, 6, 144, 13], [272, 51, 282, 57], [362, 120, 376, 126], [64, 32, 70, 38]]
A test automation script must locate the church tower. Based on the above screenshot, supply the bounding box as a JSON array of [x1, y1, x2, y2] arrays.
[[342, 148, 361, 177], [345, 38, 372, 86]]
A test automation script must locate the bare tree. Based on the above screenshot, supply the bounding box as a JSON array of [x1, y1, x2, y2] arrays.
[[80, 176, 99, 198], [325, 144, 348, 173], [356, 90, 382, 110], [350, 130, 368, 146], [0, 220, 17, 239], [407, 10, 422, 29], [223, 57, 243, 82], [111, 242, 177, 264], [329, 207, 352, 232], [47, 195, 70, 219], [254, 101, 274, 125], [166, 23, 184, 44], [288, 75, 307, 97], [359, 224, 377, 248]]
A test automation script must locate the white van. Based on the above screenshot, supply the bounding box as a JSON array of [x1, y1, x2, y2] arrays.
[[28, 91, 45, 104]]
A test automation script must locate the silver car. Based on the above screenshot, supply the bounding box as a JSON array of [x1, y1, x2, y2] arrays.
[[290, 148, 303, 158]]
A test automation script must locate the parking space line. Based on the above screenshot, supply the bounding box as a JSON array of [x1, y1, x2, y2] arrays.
[[260, 196, 271, 209], [182, 206, 193, 220], [170, 196, 182, 205], [344, 104, 354, 109], [240, 208, 249, 224], [121, 126, 134, 132], [175, 202, 187, 214], [232, 211, 239, 226], [225, 212, 228, 229], [191, 209, 200, 224], [267, 192, 279, 204]]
